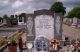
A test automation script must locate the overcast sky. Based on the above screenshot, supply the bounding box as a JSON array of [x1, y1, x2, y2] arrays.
[[0, 0, 80, 16]]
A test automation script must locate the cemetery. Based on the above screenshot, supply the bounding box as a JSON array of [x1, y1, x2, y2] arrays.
[[0, 1, 80, 52], [0, 9, 80, 52]]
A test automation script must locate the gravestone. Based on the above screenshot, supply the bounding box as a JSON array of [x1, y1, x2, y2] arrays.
[[71, 17, 77, 27], [34, 10, 54, 40], [26, 9, 63, 52], [77, 19, 80, 27], [33, 9, 63, 52], [68, 18, 73, 25], [34, 10, 54, 52]]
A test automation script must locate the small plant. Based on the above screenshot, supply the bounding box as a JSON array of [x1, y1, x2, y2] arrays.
[[8, 39, 17, 52], [9, 39, 17, 46]]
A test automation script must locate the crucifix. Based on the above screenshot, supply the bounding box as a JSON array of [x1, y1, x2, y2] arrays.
[[50, 40, 59, 51]]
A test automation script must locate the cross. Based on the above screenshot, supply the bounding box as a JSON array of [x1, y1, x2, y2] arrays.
[[51, 40, 59, 44], [50, 39, 59, 50]]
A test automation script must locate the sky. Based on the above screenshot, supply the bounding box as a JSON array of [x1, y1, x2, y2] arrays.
[[0, 0, 80, 16]]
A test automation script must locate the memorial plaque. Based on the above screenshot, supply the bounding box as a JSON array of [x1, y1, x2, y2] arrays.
[[35, 15, 54, 40]]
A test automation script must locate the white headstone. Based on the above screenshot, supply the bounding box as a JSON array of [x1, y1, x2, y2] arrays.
[[35, 15, 54, 40], [72, 17, 77, 26]]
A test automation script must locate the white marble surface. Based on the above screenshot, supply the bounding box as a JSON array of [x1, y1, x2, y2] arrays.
[[35, 15, 54, 40]]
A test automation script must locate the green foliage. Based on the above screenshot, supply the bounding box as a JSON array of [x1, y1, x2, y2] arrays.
[[10, 15, 14, 19], [3, 14, 8, 19], [0, 17, 2, 19], [67, 6, 80, 19], [50, 2, 66, 15], [15, 15, 18, 18], [67, 11, 75, 18], [0, 17, 2, 22], [10, 40, 17, 46], [19, 13, 26, 17]]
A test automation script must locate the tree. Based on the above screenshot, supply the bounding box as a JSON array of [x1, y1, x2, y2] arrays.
[[19, 13, 27, 22], [10, 15, 14, 19], [0, 17, 2, 22], [67, 6, 80, 27], [50, 2, 66, 15], [67, 11, 75, 18], [15, 15, 18, 18], [67, 6, 80, 19], [3, 14, 8, 19], [19, 13, 26, 17], [9, 15, 18, 26]]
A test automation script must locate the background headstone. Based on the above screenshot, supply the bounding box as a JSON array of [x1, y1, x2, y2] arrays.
[[72, 17, 77, 26], [77, 19, 80, 27]]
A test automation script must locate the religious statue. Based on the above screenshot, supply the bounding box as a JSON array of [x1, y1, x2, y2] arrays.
[[27, 17, 33, 35], [55, 16, 61, 35]]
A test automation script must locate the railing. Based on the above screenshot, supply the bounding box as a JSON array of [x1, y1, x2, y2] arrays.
[[0, 44, 7, 52], [0, 29, 23, 52]]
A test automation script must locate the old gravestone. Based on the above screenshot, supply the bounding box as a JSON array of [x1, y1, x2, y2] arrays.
[[71, 17, 77, 27], [34, 10, 54, 40], [31, 9, 63, 52]]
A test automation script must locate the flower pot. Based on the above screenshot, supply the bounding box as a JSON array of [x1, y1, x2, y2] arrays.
[[7, 45, 17, 52]]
